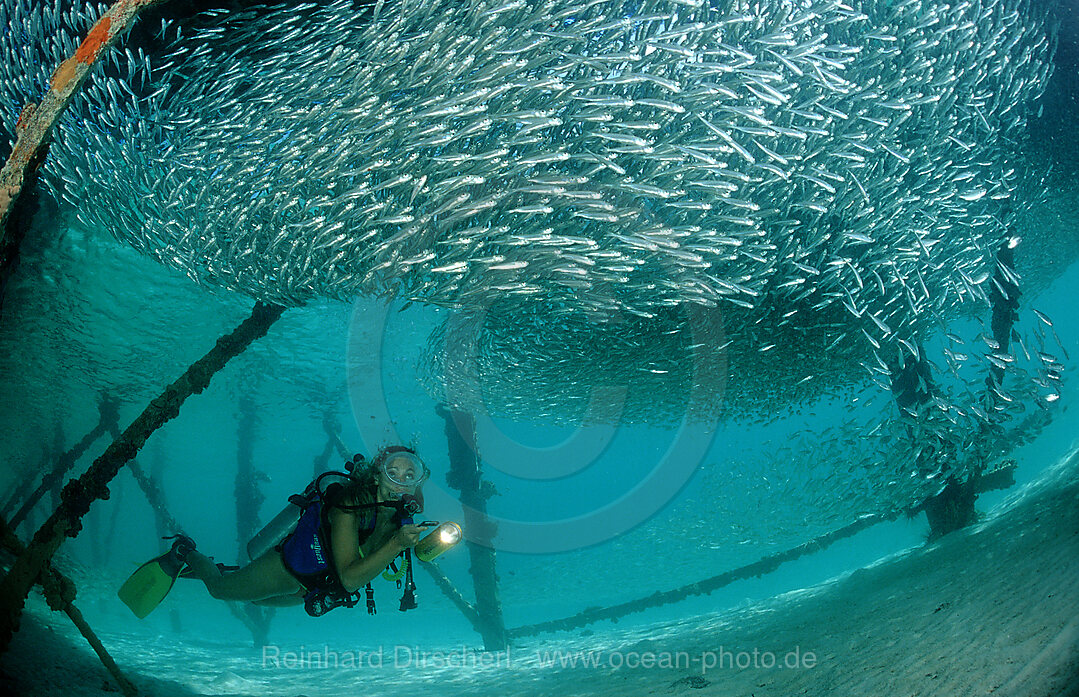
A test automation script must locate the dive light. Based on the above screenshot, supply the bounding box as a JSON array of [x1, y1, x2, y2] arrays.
[[414, 522, 463, 561]]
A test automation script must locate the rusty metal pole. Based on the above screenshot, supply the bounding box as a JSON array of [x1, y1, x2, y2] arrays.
[[0, 0, 170, 316]]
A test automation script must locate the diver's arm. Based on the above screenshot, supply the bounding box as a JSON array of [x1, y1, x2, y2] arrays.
[[339, 540, 404, 594], [328, 505, 404, 593], [329, 506, 426, 593]]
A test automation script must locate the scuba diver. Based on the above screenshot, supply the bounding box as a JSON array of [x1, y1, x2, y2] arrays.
[[119, 446, 460, 618]]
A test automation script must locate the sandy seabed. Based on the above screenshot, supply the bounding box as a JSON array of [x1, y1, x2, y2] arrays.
[[2, 449, 1077, 697]]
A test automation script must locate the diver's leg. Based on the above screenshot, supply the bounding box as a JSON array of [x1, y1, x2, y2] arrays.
[[184, 549, 303, 602], [251, 594, 305, 607]]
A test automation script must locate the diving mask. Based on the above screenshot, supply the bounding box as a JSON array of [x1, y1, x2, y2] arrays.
[[379, 450, 430, 489]]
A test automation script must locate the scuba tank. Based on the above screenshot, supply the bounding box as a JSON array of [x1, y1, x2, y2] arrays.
[[246, 454, 365, 561], [246, 484, 313, 561]]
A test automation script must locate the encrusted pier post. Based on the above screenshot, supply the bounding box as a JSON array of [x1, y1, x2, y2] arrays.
[[437, 406, 507, 651]]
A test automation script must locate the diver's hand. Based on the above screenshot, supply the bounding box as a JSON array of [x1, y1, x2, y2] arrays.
[[391, 524, 431, 550]]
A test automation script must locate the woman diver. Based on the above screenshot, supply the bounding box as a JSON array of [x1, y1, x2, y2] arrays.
[[120, 446, 437, 618]]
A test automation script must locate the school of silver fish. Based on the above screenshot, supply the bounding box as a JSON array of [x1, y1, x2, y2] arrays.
[[0, 0, 1067, 504]]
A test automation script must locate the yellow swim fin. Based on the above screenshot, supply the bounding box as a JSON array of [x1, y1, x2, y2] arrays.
[[117, 535, 195, 619]]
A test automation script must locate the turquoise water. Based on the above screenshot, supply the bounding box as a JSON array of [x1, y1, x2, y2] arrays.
[[2, 0, 1078, 695]]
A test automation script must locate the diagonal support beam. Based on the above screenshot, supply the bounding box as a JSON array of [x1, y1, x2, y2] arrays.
[[0, 516, 137, 696], [0, 301, 285, 653]]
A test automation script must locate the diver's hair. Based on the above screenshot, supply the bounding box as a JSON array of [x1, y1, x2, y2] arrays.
[[328, 444, 419, 524]]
